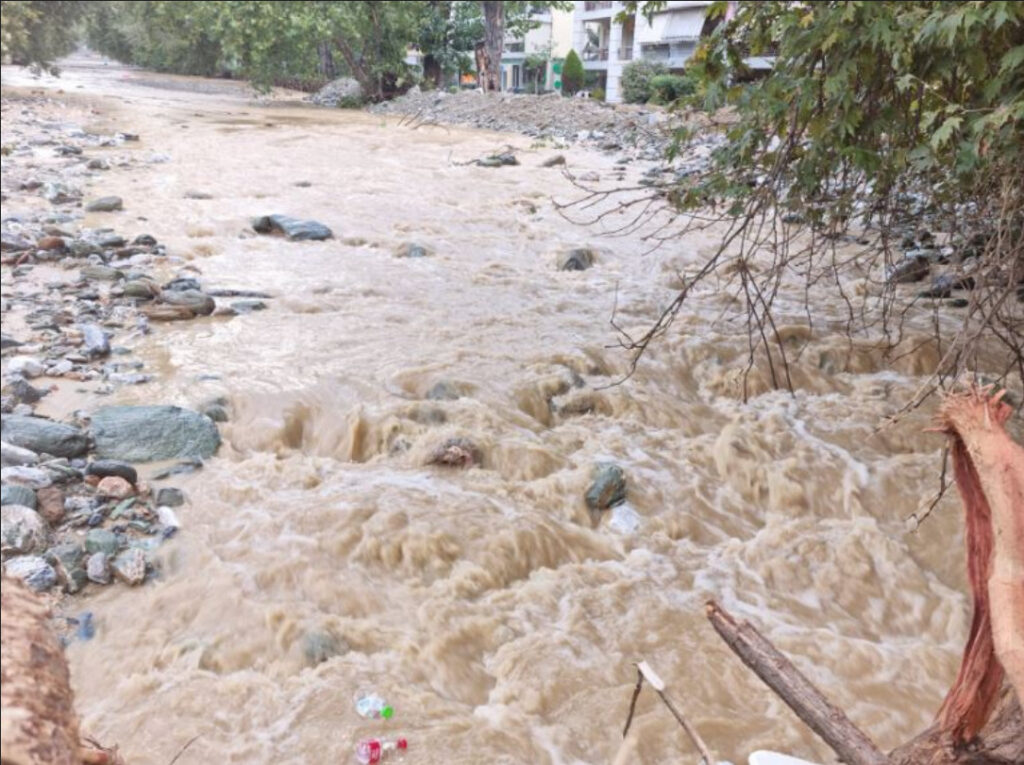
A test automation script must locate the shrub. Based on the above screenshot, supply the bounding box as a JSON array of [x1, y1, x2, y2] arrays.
[[620, 59, 668, 104], [591, 87, 606, 101], [648, 73, 694, 104], [562, 49, 584, 95]]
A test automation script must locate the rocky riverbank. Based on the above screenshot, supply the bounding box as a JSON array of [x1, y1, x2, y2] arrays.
[[0, 92, 265, 615]]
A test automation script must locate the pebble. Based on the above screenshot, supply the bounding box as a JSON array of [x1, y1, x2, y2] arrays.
[[86, 551, 112, 584], [86, 459, 138, 484], [4, 555, 58, 591], [7, 356, 46, 378], [35, 486, 65, 524], [96, 475, 134, 499], [48, 542, 87, 593], [111, 548, 147, 585], [85, 528, 121, 556]]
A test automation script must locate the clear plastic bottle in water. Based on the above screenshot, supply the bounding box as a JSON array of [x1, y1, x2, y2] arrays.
[[353, 691, 393, 719], [354, 737, 407, 764]]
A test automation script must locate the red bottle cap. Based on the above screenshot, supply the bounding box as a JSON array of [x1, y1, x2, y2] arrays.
[[396, 738, 408, 750]]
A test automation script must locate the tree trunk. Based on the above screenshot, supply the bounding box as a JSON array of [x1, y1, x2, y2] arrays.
[[480, 1, 504, 92], [316, 40, 336, 80], [935, 388, 1024, 742], [423, 54, 443, 89]]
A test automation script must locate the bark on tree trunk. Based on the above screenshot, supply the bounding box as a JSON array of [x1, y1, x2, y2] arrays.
[[423, 54, 443, 89], [316, 41, 336, 80], [935, 388, 1024, 742], [480, 1, 504, 92]]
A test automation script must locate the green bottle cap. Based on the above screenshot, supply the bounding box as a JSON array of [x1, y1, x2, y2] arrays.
[[381, 706, 394, 719]]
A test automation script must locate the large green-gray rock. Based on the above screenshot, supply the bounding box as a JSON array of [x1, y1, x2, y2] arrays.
[[584, 462, 627, 511], [1, 484, 37, 509], [90, 405, 220, 462], [1, 415, 89, 458]]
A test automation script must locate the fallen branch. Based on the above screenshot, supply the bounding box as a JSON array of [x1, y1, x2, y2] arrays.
[[620, 660, 716, 765], [705, 600, 890, 765]]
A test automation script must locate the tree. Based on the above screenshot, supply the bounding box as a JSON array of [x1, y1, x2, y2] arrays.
[[561, 48, 584, 94], [593, 1, 1024, 398], [1, 0, 90, 73], [477, 0, 504, 91], [620, 58, 667, 103]]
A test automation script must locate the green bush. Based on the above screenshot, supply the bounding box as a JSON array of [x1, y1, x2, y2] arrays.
[[648, 73, 694, 104], [561, 49, 584, 95], [620, 59, 668, 104], [591, 87, 606, 102]]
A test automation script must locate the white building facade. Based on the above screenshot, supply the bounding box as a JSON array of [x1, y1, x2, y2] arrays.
[[500, 6, 574, 92], [572, 0, 714, 102]]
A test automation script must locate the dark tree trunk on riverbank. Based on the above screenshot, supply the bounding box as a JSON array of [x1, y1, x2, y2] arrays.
[[480, 1, 504, 91]]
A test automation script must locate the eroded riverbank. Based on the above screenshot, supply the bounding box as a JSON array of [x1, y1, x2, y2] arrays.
[[2, 56, 1019, 765]]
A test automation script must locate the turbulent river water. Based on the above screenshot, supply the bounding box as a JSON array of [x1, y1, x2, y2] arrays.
[[4, 58, 1015, 765]]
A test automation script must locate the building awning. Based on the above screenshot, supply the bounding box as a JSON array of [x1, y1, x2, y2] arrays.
[[641, 8, 705, 42]]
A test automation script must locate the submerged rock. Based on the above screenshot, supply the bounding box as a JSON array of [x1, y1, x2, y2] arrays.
[[427, 437, 482, 468], [252, 214, 332, 241], [541, 154, 566, 167], [585, 462, 627, 510], [302, 630, 346, 666], [477, 152, 519, 167], [394, 242, 431, 258], [90, 405, 220, 462], [1, 416, 89, 459], [559, 248, 595, 272]]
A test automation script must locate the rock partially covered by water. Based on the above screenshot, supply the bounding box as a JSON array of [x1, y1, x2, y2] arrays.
[[302, 630, 346, 666], [85, 195, 123, 212], [156, 487, 185, 507], [393, 242, 431, 258], [585, 462, 627, 510], [427, 437, 482, 468], [252, 215, 332, 241], [1, 416, 89, 459], [559, 248, 595, 272], [90, 405, 220, 462], [159, 289, 216, 316], [1, 504, 50, 555], [477, 152, 519, 168]]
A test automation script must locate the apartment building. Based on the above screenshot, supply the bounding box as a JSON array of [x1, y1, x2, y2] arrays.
[[572, 0, 715, 102], [500, 5, 574, 92]]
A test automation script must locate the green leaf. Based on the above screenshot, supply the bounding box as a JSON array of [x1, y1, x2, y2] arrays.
[[931, 116, 963, 149]]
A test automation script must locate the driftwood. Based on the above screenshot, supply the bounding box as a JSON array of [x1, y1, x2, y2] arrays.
[[706, 601, 890, 765], [620, 661, 716, 764]]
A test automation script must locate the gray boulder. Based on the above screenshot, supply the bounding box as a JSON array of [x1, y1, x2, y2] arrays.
[[90, 405, 220, 462], [559, 248, 595, 272], [80, 323, 111, 358], [160, 289, 215, 316], [0, 415, 89, 458], [85, 196, 123, 212], [310, 77, 363, 108], [252, 215, 333, 241]]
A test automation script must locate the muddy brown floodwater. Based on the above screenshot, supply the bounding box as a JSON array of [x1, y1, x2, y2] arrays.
[[3, 56, 1019, 765]]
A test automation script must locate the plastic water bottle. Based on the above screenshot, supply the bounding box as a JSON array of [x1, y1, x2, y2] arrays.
[[355, 737, 407, 764], [354, 692, 394, 719]]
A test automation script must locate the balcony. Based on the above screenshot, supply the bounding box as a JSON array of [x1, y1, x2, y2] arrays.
[[582, 47, 609, 62], [584, 1, 613, 10]]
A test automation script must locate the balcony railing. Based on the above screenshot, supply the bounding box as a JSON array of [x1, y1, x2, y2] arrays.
[[584, 1, 613, 11], [582, 47, 610, 62], [618, 46, 634, 61]]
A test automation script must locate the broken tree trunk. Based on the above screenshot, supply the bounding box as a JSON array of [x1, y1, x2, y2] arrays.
[[706, 601, 890, 765], [934, 388, 1024, 742], [0, 576, 123, 765]]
